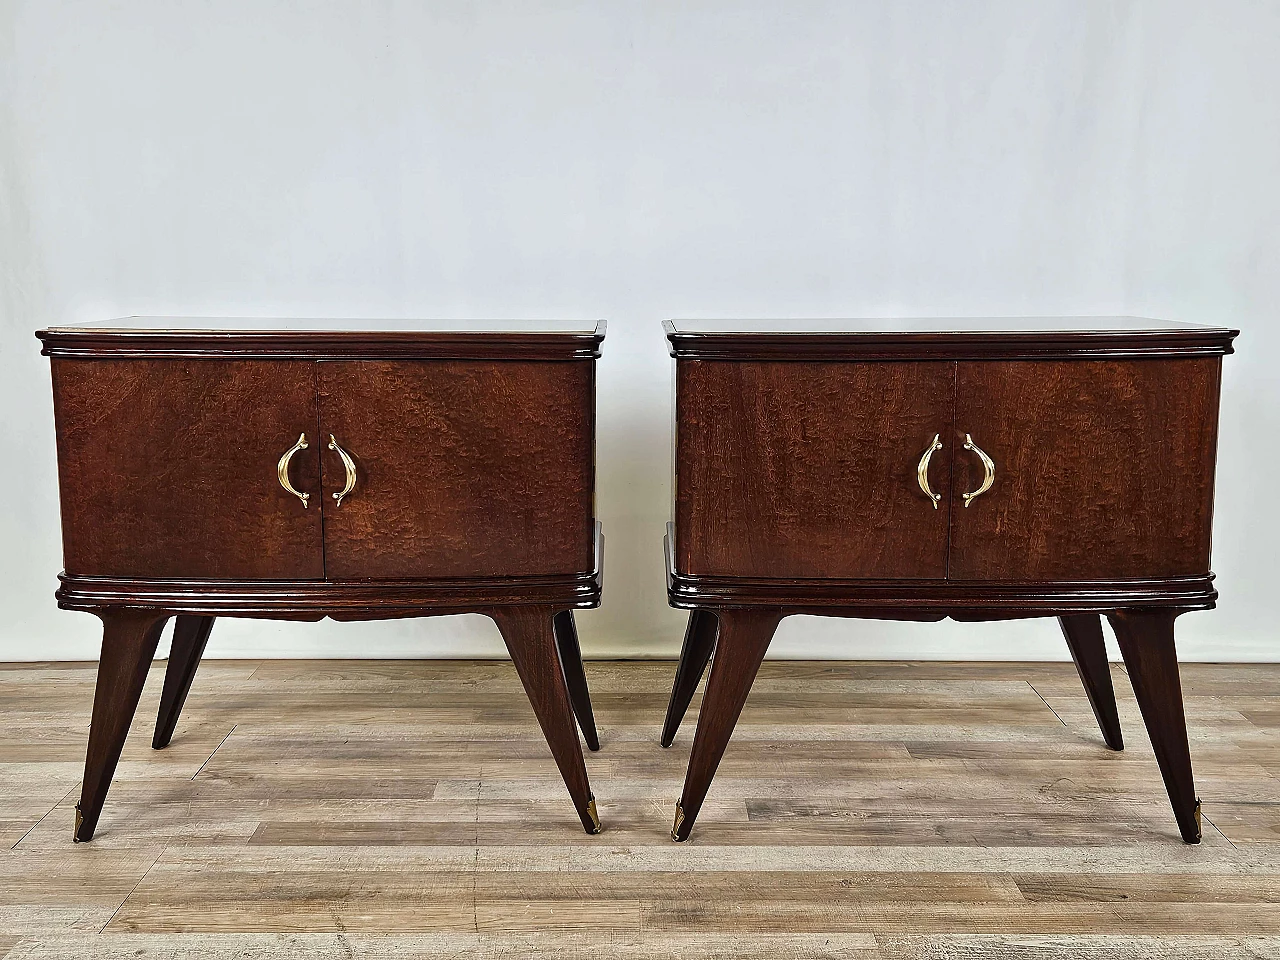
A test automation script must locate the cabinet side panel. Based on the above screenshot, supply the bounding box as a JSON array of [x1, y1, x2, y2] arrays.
[[674, 359, 955, 579], [318, 360, 594, 578], [50, 359, 323, 579], [950, 358, 1220, 581]]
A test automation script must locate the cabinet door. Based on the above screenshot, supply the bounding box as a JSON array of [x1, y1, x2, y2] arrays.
[[674, 360, 955, 579], [949, 359, 1221, 581], [317, 361, 594, 579], [52, 359, 323, 579]]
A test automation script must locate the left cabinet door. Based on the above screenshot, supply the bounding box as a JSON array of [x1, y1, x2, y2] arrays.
[[52, 359, 324, 579]]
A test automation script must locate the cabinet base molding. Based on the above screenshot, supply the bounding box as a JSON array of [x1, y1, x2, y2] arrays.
[[668, 529, 1215, 615], [57, 528, 602, 619]]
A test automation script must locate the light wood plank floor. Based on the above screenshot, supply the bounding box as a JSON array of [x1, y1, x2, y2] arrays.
[[3, 657, 1280, 959]]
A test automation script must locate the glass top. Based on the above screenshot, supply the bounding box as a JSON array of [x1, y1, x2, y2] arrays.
[[667, 316, 1224, 335], [48, 317, 600, 334]]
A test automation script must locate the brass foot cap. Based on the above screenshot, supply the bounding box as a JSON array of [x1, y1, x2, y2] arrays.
[[586, 797, 601, 834], [671, 801, 687, 842], [73, 803, 84, 843]]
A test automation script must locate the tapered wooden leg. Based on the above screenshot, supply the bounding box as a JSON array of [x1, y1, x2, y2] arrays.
[[1108, 608, 1201, 843], [1059, 614, 1123, 750], [488, 605, 601, 834], [661, 608, 718, 747], [552, 610, 599, 751], [76, 609, 170, 842], [153, 615, 215, 749], [673, 607, 782, 842]]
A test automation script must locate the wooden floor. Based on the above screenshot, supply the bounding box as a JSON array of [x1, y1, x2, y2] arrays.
[[2, 657, 1280, 958]]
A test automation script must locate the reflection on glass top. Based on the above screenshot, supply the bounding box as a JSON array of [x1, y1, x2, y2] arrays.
[[48, 317, 600, 334], [667, 317, 1224, 335]]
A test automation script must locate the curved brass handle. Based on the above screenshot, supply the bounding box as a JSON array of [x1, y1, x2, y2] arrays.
[[962, 433, 995, 507], [916, 433, 943, 509], [277, 433, 310, 509], [328, 435, 357, 507]]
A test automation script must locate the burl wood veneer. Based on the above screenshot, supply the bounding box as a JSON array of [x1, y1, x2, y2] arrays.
[[660, 317, 1237, 844], [38, 318, 606, 840]]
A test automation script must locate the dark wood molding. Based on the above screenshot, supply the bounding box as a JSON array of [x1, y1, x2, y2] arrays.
[[664, 319, 1237, 361], [667, 528, 1215, 615], [56, 526, 602, 619], [37, 321, 606, 361]]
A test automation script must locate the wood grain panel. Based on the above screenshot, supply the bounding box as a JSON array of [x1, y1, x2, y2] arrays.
[[318, 361, 594, 578], [50, 359, 322, 579], [674, 360, 955, 578], [950, 359, 1221, 580]]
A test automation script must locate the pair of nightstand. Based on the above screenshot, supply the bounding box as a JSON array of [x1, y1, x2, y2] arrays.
[[37, 316, 1235, 844]]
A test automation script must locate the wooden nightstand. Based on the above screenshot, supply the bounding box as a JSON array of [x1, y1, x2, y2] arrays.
[[660, 317, 1237, 844], [37, 318, 606, 840]]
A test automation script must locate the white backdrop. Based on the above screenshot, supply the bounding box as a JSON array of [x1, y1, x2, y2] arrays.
[[1, 1, 1276, 661]]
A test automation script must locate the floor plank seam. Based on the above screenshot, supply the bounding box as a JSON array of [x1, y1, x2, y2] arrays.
[[190, 723, 237, 781], [472, 778, 481, 936], [98, 845, 167, 933], [9, 783, 76, 850], [1026, 680, 1070, 729], [1203, 813, 1238, 850]]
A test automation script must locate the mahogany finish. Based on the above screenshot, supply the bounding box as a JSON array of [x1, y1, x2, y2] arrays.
[[76, 610, 170, 842], [152, 615, 216, 750], [50, 359, 322, 580], [672, 608, 782, 843], [38, 319, 606, 841], [950, 359, 1220, 581], [554, 609, 601, 752], [318, 360, 593, 578], [1110, 608, 1202, 843], [675, 361, 953, 578], [660, 608, 717, 748], [490, 605, 600, 834], [662, 317, 1236, 844], [1058, 614, 1124, 751]]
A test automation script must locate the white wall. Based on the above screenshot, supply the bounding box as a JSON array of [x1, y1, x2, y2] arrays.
[[1, 0, 1276, 662]]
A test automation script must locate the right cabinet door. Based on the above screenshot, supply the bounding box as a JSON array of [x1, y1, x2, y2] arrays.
[[316, 360, 595, 579], [948, 359, 1221, 581]]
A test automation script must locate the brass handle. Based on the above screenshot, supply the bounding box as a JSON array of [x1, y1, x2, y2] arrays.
[[916, 433, 943, 509], [962, 433, 995, 507], [328, 435, 357, 507], [276, 433, 310, 509]]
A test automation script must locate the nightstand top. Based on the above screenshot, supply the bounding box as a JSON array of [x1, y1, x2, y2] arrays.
[[664, 317, 1237, 360], [37, 318, 606, 360], [49, 317, 601, 334]]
